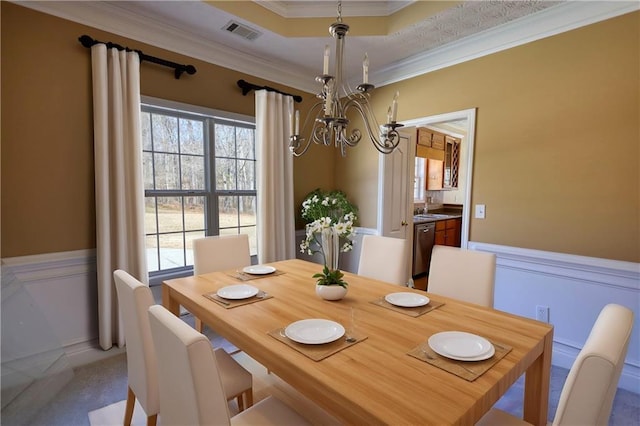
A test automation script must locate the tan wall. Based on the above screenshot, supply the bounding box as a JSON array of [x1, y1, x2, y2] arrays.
[[3, 3, 638, 262], [1, 2, 332, 257], [337, 11, 640, 262]]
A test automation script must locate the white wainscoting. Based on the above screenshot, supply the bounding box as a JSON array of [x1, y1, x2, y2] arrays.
[[2, 250, 125, 369], [469, 242, 640, 393], [3, 239, 639, 393]]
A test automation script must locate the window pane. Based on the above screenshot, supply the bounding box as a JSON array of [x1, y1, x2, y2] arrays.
[[218, 195, 238, 229], [146, 235, 159, 272], [158, 233, 185, 269], [180, 118, 204, 155], [215, 158, 236, 190], [152, 114, 179, 153], [154, 153, 180, 190], [184, 196, 205, 231], [236, 160, 255, 190], [239, 196, 256, 226], [215, 124, 236, 158], [157, 197, 184, 233], [141, 112, 152, 151], [236, 127, 255, 160], [145, 197, 157, 234], [219, 228, 238, 237], [143, 152, 154, 190], [181, 155, 205, 190]]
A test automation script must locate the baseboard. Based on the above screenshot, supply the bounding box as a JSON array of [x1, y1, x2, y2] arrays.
[[62, 339, 126, 369]]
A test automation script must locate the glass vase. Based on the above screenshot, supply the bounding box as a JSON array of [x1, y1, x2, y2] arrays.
[[320, 227, 340, 270]]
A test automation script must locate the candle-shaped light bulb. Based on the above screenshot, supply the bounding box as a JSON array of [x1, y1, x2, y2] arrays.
[[295, 110, 300, 134], [363, 53, 369, 84], [289, 110, 294, 134], [323, 45, 330, 75], [387, 106, 392, 124], [391, 91, 399, 122], [325, 81, 333, 116]]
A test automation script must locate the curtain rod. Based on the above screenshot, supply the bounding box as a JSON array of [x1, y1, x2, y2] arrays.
[[237, 79, 302, 103], [78, 35, 197, 80]]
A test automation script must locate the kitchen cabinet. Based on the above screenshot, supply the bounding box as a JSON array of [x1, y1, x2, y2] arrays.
[[434, 218, 461, 247], [443, 136, 460, 189], [417, 128, 433, 147], [431, 132, 445, 150], [426, 159, 443, 190]]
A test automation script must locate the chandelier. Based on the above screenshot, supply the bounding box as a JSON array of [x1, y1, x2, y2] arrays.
[[289, 1, 403, 157]]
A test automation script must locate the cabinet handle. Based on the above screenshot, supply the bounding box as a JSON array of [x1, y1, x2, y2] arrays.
[[401, 220, 408, 226]]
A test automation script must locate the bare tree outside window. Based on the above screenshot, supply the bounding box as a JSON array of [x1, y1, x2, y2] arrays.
[[142, 104, 256, 281]]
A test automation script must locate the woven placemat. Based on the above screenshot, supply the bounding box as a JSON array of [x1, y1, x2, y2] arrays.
[[369, 297, 444, 317], [225, 269, 286, 281], [203, 291, 273, 309], [408, 340, 512, 381], [268, 328, 368, 361]]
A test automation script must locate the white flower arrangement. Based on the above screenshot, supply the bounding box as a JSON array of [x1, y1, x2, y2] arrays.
[[299, 190, 358, 280]]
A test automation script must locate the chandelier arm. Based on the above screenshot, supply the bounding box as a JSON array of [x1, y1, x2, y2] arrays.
[[345, 100, 401, 154], [290, 101, 325, 157], [288, 0, 400, 157]]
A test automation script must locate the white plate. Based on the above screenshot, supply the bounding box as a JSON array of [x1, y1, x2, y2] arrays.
[[385, 292, 430, 307], [428, 331, 495, 361], [284, 319, 345, 345], [242, 265, 276, 275], [216, 284, 259, 300]]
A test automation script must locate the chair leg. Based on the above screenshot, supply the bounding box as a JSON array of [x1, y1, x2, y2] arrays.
[[124, 386, 135, 426], [195, 316, 204, 333], [237, 395, 244, 412], [147, 414, 158, 426], [244, 389, 253, 409]]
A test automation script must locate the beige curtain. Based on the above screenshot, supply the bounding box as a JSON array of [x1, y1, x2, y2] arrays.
[[91, 44, 147, 350], [255, 90, 296, 263]]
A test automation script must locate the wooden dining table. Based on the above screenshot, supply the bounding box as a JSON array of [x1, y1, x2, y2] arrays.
[[162, 258, 553, 425]]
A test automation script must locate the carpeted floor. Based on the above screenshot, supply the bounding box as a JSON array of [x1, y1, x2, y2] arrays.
[[5, 314, 640, 426]]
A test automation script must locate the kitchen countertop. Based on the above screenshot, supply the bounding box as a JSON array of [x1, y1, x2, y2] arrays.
[[413, 211, 462, 224]]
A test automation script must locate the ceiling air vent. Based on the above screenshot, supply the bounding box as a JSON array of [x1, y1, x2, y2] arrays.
[[223, 21, 261, 41]]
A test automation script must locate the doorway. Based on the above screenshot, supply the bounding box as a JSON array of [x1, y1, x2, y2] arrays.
[[380, 108, 477, 249]]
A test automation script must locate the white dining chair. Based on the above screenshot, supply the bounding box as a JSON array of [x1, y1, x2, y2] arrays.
[[148, 304, 311, 426], [357, 235, 409, 286], [427, 245, 496, 307], [114, 270, 253, 423], [192, 234, 251, 332], [477, 303, 634, 426]]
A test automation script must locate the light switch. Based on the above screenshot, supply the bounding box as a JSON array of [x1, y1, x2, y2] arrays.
[[475, 204, 486, 219]]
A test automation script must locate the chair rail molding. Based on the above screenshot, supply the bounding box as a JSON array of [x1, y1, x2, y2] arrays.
[[469, 241, 640, 393]]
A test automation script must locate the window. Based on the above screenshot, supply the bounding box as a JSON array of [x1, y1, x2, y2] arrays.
[[141, 98, 256, 282], [414, 157, 426, 202]]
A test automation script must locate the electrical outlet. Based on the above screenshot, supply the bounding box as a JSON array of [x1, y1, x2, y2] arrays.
[[475, 204, 486, 219], [536, 305, 550, 322]]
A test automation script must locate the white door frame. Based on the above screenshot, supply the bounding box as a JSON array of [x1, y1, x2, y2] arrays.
[[381, 108, 477, 248]]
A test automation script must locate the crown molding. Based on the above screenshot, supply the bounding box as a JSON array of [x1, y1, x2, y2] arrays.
[[374, 0, 640, 87], [14, 0, 640, 94], [14, 0, 317, 92]]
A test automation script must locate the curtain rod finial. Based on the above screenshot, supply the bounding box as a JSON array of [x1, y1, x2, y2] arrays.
[[78, 35, 95, 48]]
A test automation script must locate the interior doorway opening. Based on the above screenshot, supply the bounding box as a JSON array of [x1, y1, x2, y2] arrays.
[[400, 108, 477, 249]]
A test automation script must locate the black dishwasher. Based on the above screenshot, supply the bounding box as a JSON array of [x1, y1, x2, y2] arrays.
[[412, 222, 436, 276]]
